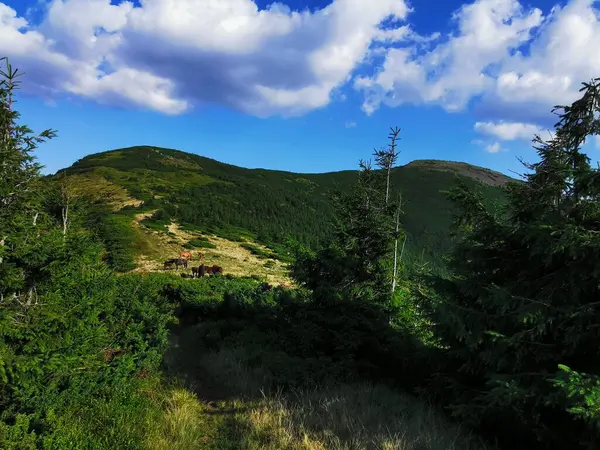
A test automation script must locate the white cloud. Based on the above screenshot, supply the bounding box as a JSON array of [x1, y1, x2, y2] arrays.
[[486, 141, 502, 153], [3, 0, 600, 129], [472, 138, 505, 153], [345, 120, 357, 128], [0, 0, 413, 116], [355, 0, 544, 114], [474, 120, 543, 141], [355, 0, 600, 129], [596, 135, 600, 148]]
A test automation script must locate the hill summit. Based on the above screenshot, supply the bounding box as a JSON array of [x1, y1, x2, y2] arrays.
[[59, 145, 513, 269]]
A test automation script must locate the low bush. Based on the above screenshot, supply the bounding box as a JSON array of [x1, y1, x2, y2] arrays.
[[185, 239, 217, 249]]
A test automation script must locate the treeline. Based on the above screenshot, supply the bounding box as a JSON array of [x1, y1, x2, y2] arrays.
[[63, 142, 505, 273]]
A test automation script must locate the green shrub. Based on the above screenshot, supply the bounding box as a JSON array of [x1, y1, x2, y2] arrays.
[[186, 239, 217, 249], [98, 214, 138, 272], [141, 218, 169, 232], [241, 243, 277, 260]]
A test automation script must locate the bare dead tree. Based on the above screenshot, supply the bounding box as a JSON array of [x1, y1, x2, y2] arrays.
[[60, 172, 72, 241], [358, 158, 375, 209], [391, 192, 406, 294]]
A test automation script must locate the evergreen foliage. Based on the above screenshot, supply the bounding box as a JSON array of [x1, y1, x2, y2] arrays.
[[289, 139, 401, 304], [0, 57, 176, 448], [59, 144, 509, 272], [417, 78, 600, 449]]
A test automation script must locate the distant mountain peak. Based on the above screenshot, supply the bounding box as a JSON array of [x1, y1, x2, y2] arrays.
[[403, 159, 516, 186], [66, 146, 517, 187]]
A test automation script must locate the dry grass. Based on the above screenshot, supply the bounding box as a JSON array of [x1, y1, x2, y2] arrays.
[[130, 211, 292, 286], [245, 385, 489, 450], [66, 172, 143, 211], [146, 387, 210, 450], [149, 348, 492, 450]]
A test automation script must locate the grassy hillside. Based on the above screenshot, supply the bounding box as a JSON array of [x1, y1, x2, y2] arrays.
[[57, 146, 512, 272]]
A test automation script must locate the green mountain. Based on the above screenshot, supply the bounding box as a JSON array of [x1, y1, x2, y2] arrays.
[[57, 145, 514, 270]]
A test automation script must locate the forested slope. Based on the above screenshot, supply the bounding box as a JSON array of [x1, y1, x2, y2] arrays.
[[58, 146, 513, 270]]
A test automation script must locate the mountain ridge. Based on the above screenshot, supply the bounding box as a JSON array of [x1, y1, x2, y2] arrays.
[[55, 145, 512, 272], [60, 145, 517, 185]]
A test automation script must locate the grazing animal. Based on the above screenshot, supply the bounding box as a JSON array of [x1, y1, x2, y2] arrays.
[[180, 251, 193, 260], [211, 265, 223, 275], [165, 258, 188, 270], [204, 266, 213, 275], [163, 259, 178, 270], [191, 264, 207, 278]]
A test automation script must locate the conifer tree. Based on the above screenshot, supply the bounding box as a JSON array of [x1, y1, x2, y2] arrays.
[[419, 79, 600, 449], [0, 57, 56, 302], [0, 58, 117, 441], [373, 126, 401, 205], [373, 127, 403, 292], [290, 130, 401, 304]]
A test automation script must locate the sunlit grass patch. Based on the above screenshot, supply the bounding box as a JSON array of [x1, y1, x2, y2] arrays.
[[159, 344, 493, 450]]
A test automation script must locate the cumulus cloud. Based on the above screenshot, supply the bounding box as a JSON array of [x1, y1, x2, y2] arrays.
[[485, 141, 503, 153], [472, 137, 505, 154], [474, 120, 544, 141], [0, 0, 414, 116], [355, 0, 600, 128], [355, 0, 544, 114], [3, 0, 599, 129]]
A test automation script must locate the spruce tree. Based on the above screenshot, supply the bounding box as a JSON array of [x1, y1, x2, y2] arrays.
[[0, 57, 56, 302], [419, 79, 600, 449], [0, 57, 119, 442], [290, 130, 401, 304]]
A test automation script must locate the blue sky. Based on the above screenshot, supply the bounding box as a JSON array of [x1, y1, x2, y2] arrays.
[[2, 0, 600, 176]]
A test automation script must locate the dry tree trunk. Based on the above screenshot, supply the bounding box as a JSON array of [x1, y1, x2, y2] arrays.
[[391, 193, 402, 294]]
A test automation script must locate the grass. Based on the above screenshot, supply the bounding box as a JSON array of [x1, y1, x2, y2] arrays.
[[156, 292, 493, 450], [185, 240, 217, 249], [141, 218, 170, 232], [151, 345, 493, 450], [241, 243, 278, 260]]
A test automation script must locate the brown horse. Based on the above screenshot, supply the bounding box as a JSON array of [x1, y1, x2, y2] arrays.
[[192, 265, 207, 278], [180, 251, 193, 260]]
